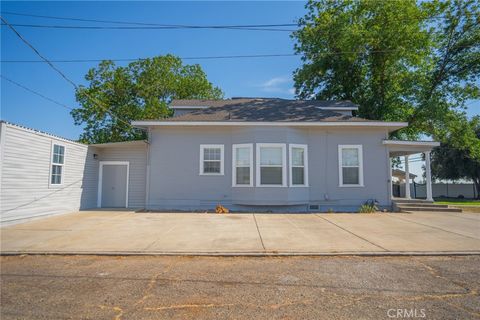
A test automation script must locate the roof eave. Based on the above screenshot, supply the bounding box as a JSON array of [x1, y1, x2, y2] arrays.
[[170, 105, 211, 109], [132, 121, 408, 132], [382, 140, 440, 147], [317, 107, 359, 111]]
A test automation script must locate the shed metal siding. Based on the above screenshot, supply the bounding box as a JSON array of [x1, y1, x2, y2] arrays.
[[0, 123, 97, 224]]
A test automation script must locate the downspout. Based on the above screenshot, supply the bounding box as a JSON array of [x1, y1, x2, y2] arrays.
[[385, 129, 393, 207], [144, 127, 151, 211], [324, 130, 329, 201]]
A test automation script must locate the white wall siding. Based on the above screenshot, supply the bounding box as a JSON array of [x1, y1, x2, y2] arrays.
[[0, 123, 97, 224]]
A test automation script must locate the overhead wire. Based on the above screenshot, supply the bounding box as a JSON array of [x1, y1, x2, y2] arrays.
[[1, 11, 297, 28], [1, 45, 475, 64], [0, 23, 296, 32], [0, 15, 141, 132], [1, 75, 74, 112], [1, 53, 299, 63]]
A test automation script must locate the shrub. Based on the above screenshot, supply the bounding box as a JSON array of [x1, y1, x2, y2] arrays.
[[358, 199, 378, 213]]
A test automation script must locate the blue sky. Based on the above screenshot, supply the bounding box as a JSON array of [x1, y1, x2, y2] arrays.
[[1, 1, 304, 139], [1, 1, 478, 180]]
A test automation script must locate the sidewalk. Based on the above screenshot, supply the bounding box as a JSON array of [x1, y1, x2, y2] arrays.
[[1, 211, 479, 255]]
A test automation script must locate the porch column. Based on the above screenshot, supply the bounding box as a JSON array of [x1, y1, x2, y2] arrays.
[[388, 157, 393, 199], [404, 155, 411, 199], [425, 151, 433, 201]]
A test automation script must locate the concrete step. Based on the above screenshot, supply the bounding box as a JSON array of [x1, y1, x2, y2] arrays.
[[397, 206, 462, 213], [393, 199, 434, 204], [397, 203, 449, 208]]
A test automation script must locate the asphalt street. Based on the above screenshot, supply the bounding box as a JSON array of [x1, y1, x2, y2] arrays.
[[1, 255, 479, 319]]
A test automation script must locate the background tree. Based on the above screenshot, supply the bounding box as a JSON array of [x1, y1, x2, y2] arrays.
[[293, 0, 479, 152], [72, 54, 223, 143], [431, 116, 480, 198]]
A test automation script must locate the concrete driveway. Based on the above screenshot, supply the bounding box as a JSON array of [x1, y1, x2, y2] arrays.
[[1, 211, 479, 255]]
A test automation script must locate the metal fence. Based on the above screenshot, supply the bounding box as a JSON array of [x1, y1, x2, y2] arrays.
[[394, 182, 478, 199]]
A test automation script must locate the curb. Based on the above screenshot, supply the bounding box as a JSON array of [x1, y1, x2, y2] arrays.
[[2, 251, 480, 257]]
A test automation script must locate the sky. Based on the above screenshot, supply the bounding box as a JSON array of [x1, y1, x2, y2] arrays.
[[1, 1, 479, 181]]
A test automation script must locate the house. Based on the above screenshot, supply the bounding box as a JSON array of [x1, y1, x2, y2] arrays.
[[0, 98, 440, 223]]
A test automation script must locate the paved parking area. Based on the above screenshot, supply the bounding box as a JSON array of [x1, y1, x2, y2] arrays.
[[1, 211, 479, 254], [1, 255, 479, 319]]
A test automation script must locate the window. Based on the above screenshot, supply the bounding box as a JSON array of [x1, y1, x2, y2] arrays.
[[338, 145, 363, 187], [256, 143, 286, 186], [50, 144, 65, 185], [232, 144, 253, 187], [289, 144, 308, 187], [200, 145, 224, 175]]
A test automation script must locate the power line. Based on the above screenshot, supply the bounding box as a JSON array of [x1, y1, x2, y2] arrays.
[[1, 10, 460, 29], [0, 23, 295, 32], [1, 75, 74, 112], [0, 15, 139, 131], [1, 44, 475, 64], [1, 11, 297, 28], [1, 10, 473, 34], [0, 53, 299, 63]]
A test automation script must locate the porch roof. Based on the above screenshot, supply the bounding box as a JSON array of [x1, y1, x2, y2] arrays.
[[383, 140, 440, 157]]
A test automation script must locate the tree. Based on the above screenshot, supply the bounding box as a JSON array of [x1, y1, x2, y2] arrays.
[[431, 117, 480, 198], [293, 0, 479, 145], [72, 55, 223, 143]]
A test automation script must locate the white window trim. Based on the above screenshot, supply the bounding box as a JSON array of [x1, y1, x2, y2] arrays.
[[256, 143, 287, 187], [199, 144, 224, 176], [49, 142, 66, 187], [338, 144, 364, 187], [289, 144, 309, 187], [232, 143, 253, 187], [97, 161, 130, 208]]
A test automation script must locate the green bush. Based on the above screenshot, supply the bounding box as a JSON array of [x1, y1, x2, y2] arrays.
[[358, 200, 378, 213]]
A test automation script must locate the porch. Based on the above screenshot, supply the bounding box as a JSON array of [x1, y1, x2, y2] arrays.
[[383, 140, 440, 202]]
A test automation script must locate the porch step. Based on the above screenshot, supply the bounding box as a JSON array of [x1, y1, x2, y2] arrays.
[[392, 199, 462, 213], [393, 199, 434, 204], [398, 203, 449, 208], [396, 205, 462, 213]]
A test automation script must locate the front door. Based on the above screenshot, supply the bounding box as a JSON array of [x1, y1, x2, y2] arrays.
[[100, 163, 128, 208]]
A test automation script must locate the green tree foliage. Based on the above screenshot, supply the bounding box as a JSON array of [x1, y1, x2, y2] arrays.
[[431, 117, 480, 198], [72, 55, 223, 143], [293, 0, 479, 154]]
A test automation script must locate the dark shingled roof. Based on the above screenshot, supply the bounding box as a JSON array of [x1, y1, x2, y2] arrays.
[[166, 98, 367, 122]]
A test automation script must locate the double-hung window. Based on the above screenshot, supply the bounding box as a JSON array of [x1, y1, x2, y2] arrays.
[[200, 144, 224, 175], [50, 144, 65, 185], [232, 144, 253, 187], [289, 144, 308, 187], [256, 143, 286, 187], [338, 145, 364, 187]]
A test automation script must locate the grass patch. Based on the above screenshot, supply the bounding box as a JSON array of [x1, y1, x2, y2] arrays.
[[435, 199, 480, 206]]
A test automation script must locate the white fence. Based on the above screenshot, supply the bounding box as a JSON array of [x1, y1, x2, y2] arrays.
[[396, 183, 478, 199]]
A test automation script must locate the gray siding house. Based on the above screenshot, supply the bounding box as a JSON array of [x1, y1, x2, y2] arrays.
[[0, 98, 439, 223]]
